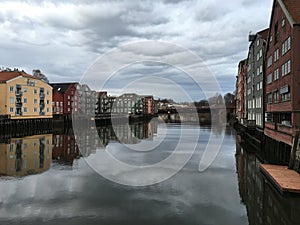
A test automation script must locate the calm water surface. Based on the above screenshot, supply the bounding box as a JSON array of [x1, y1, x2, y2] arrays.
[[0, 120, 298, 225]]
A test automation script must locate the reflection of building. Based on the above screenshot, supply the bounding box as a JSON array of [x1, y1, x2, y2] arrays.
[[0, 134, 52, 176], [52, 133, 79, 164], [236, 135, 300, 225], [0, 70, 53, 119], [264, 0, 300, 145]]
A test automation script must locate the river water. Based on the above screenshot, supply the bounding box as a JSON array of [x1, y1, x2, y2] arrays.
[[0, 119, 298, 225]]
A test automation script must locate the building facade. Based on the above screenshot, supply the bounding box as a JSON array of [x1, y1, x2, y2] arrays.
[[95, 91, 109, 115], [51, 83, 79, 115], [142, 95, 155, 116], [236, 59, 247, 124], [264, 0, 300, 145], [246, 29, 269, 129], [0, 70, 52, 119], [114, 93, 143, 115]]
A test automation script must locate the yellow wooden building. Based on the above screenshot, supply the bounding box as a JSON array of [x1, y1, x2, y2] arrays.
[[0, 70, 52, 119]]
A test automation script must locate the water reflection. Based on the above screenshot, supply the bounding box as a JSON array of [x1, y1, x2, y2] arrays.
[[236, 134, 300, 225], [0, 134, 52, 177], [0, 123, 249, 225], [0, 120, 159, 172]]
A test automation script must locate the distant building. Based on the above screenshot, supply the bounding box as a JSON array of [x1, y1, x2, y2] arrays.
[[108, 96, 117, 114], [0, 70, 52, 119], [51, 83, 79, 115], [142, 95, 155, 115], [114, 93, 143, 115], [32, 69, 49, 83], [95, 91, 109, 115], [246, 28, 269, 129], [235, 59, 247, 124], [264, 0, 300, 145]]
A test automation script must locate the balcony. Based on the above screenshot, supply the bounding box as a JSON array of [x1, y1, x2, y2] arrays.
[[265, 122, 276, 130], [15, 91, 22, 97], [15, 109, 22, 116], [40, 93, 45, 99], [16, 102, 22, 108], [277, 123, 293, 135]]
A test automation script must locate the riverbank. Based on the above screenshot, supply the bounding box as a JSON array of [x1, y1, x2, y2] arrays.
[[235, 121, 300, 195]]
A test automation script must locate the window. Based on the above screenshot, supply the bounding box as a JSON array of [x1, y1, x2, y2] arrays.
[[34, 89, 37, 94], [267, 73, 272, 84], [24, 98, 27, 103], [259, 49, 262, 58], [23, 88, 27, 93], [10, 107, 14, 112], [267, 93, 272, 104], [267, 56, 272, 67], [273, 90, 279, 103], [257, 53, 260, 61], [274, 21, 279, 43], [259, 65, 263, 74], [34, 108, 37, 112], [257, 68, 260, 76], [282, 37, 291, 55], [10, 86, 14, 92], [34, 99, 38, 104], [47, 108, 50, 112], [256, 97, 262, 108], [68, 95, 70, 100], [248, 100, 252, 109], [47, 90, 50, 95], [274, 68, 279, 80], [274, 49, 279, 62], [260, 81, 263, 90], [257, 83, 260, 91], [282, 60, 291, 76], [280, 85, 290, 101], [282, 18, 285, 27], [282, 92, 291, 101], [24, 107, 28, 112], [47, 100, 50, 104], [257, 39, 260, 46], [10, 97, 14, 103]]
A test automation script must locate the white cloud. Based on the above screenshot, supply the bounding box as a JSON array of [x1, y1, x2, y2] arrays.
[[0, 0, 273, 99]]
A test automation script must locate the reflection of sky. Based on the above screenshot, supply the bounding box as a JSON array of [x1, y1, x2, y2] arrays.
[[0, 126, 247, 225]]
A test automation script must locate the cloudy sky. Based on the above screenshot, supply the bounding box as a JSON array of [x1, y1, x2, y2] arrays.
[[0, 0, 273, 101]]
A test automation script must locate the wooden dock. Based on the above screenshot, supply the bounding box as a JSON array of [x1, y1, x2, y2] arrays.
[[260, 164, 300, 194]]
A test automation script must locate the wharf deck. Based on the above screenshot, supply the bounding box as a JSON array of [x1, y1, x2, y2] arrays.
[[260, 164, 300, 194]]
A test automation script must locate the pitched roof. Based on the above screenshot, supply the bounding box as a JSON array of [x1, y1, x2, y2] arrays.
[[50, 82, 78, 94], [281, 0, 300, 24], [0, 71, 33, 83], [257, 28, 269, 41]]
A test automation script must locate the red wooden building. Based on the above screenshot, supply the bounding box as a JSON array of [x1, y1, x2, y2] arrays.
[[264, 0, 300, 145], [51, 83, 79, 116]]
